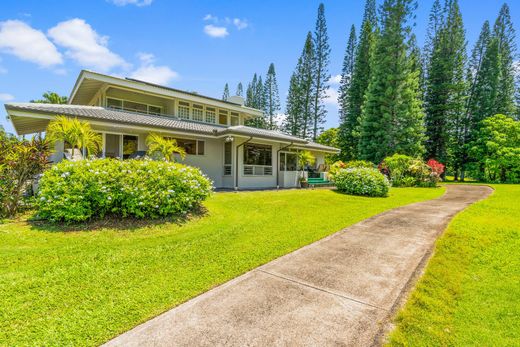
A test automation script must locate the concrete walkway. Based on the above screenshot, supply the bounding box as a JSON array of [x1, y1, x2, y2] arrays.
[[104, 185, 492, 347]]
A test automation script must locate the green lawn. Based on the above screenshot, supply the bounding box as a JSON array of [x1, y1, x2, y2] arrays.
[[388, 184, 520, 346], [0, 187, 444, 346]]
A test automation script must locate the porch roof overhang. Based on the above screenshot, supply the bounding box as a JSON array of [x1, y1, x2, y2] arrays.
[[5, 103, 341, 153]]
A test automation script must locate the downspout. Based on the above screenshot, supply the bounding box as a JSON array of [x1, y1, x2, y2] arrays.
[[235, 137, 253, 191], [276, 142, 294, 189]]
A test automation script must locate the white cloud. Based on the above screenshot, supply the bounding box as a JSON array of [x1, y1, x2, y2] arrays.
[[0, 20, 62, 67], [129, 52, 178, 85], [48, 18, 128, 72], [0, 93, 15, 102], [233, 18, 248, 30], [204, 24, 229, 38], [203, 14, 217, 22], [324, 87, 339, 107], [108, 0, 152, 6], [329, 74, 341, 85]]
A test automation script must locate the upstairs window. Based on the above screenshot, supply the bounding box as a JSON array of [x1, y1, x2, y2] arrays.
[[107, 98, 123, 109], [205, 107, 216, 123], [192, 104, 204, 122], [124, 100, 147, 113], [106, 97, 162, 115], [148, 105, 162, 115], [219, 110, 228, 125], [178, 101, 190, 119], [230, 112, 239, 126]]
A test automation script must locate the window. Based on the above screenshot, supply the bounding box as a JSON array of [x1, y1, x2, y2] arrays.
[[197, 140, 205, 155], [205, 107, 216, 123], [243, 143, 272, 175], [170, 138, 205, 156], [192, 104, 204, 122], [124, 100, 147, 113], [224, 141, 232, 175], [219, 110, 228, 125], [107, 98, 123, 109], [123, 135, 138, 159], [178, 101, 190, 119], [280, 152, 297, 171], [106, 98, 162, 115], [148, 105, 162, 115], [230, 112, 239, 126]]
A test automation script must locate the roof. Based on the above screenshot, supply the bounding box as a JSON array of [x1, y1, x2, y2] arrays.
[[69, 70, 263, 117], [5, 103, 340, 153]]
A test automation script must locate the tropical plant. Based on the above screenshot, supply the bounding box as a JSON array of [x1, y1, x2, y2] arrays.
[[297, 150, 316, 184], [146, 133, 186, 161], [0, 131, 51, 218], [316, 127, 339, 163], [334, 167, 389, 197], [30, 92, 68, 104], [36, 159, 212, 222], [46, 116, 102, 157], [381, 154, 441, 187], [469, 114, 520, 182]]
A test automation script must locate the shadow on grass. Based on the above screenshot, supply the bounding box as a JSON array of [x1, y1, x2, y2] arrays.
[[27, 205, 208, 233]]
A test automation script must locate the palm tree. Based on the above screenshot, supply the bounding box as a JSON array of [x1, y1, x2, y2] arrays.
[[146, 133, 186, 161], [31, 92, 68, 104], [46, 116, 102, 158], [298, 150, 316, 183]]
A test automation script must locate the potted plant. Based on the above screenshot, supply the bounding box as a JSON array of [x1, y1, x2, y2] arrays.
[[298, 151, 315, 189]]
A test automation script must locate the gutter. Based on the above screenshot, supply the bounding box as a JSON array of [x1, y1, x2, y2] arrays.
[[235, 137, 253, 191], [276, 142, 294, 189]]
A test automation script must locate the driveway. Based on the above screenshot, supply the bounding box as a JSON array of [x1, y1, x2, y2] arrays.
[[104, 185, 492, 347]]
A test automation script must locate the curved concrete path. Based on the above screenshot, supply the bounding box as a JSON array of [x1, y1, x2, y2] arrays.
[[104, 185, 492, 347]]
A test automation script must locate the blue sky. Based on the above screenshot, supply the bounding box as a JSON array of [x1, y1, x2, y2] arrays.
[[1, 0, 518, 134]]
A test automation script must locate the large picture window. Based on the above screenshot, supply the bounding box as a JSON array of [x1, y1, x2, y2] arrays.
[[243, 143, 272, 175], [280, 152, 297, 171]]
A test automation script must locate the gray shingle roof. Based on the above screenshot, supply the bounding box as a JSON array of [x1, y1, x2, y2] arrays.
[[5, 103, 340, 152]]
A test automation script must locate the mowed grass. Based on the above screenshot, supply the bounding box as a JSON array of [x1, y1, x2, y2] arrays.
[[0, 187, 444, 346], [388, 184, 520, 346]]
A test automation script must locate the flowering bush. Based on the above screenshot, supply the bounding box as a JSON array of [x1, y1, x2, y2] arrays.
[[329, 160, 374, 180], [334, 167, 389, 197], [381, 154, 441, 187], [36, 158, 213, 222]]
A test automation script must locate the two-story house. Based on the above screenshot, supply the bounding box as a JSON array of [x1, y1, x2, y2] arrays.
[[5, 70, 339, 189]]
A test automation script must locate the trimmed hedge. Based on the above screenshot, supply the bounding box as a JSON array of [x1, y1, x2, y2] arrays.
[[36, 159, 213, 222], [334, 167, 390, 197]]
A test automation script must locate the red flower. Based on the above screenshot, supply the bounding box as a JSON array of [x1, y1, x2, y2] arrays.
[[427, 159, 445, 175]]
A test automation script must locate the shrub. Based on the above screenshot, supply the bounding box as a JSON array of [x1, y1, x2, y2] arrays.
[[36, 159, 213, 222], [329, 160, 374, 180], [381, 154, 440, 187], [0, 131, 51, 218], [334, 167, 390, 197]]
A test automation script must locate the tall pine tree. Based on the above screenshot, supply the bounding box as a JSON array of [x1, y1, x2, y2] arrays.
[[311, 3, 331, 140], [338, 25, 357, 124], [222, 83, 230, 101], [338, 0, 377, 160], [424, 0, 467, 170], [245, 73, 267, 128], [359, 0, 425, 163], [283, 32, 315, 138], [236, 82, 243, 97], [493, 3, 517, 116], [263, 63, 281, 130]]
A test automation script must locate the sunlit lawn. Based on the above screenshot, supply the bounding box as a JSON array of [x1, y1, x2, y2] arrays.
[[388, 184, 520, 346], [0, 187, 444, 346]]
